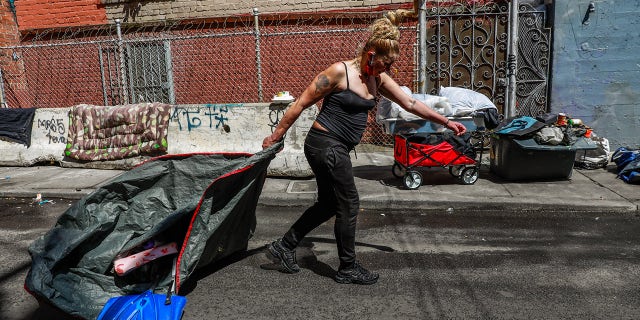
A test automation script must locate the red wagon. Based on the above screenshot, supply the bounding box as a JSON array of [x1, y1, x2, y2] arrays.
[[392, 132, 487, 189]]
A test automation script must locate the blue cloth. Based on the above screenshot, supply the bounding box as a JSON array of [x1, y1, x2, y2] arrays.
[[612, 147, 640, 184], [494, 116, 545, 137]]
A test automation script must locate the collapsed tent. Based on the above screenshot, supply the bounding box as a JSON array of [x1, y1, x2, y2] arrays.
[[25, 141, 283, 319]]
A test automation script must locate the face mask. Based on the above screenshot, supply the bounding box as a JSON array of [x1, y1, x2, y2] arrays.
[[362, 50, 375, 76]]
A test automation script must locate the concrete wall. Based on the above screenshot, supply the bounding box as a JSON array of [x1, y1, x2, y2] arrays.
[[166, 103, 315, 176], [0, 108, 69, 166], [551, 0, 640, 150], [0, 103, 316, 177]]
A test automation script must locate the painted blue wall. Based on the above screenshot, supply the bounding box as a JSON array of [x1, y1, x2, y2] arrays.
[[551, 0, 640, 150]]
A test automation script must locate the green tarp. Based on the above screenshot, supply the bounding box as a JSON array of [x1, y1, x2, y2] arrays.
[[25, 142, 282, 319]]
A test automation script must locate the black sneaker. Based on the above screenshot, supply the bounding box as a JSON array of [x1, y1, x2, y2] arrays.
[[334, 261, 379, 285], [266, 239, 300, 273]]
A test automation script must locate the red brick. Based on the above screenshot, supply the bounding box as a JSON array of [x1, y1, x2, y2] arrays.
[[14, 0, 106, 30]]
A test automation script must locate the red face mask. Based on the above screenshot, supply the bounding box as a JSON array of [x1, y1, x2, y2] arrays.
[[362, 50, 376, 76]]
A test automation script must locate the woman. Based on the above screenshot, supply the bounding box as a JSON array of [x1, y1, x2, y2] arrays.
[[262, 9, 467, 285]]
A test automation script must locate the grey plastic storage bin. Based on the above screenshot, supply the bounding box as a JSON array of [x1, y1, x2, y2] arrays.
[[490, 135, 596, 180]]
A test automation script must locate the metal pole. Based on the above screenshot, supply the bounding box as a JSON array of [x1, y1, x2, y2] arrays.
[[98, 47, 108, 105], [116, 19, 129, 105], [417, 0, 427, 94], [436, 4, 442, 93], [253, 8, 264, 102], [164, 40, 176, 104], [506, 0, 519, 117], [0, 69, 6, 108]]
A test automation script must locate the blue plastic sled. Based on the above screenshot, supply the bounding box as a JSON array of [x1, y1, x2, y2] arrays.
[[97, 290, 186, 320]]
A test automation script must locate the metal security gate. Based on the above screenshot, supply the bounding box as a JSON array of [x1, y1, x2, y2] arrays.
[[515, 2, 552, 117], [99, 41, 174, 106], [422, 1, 551, 117], [424, 2, 509, 113], [125, 40, 175, 104]]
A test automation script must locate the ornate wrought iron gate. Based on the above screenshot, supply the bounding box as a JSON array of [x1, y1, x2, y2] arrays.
[[423, 1, 551, 116], [515, 2, 552, 116]]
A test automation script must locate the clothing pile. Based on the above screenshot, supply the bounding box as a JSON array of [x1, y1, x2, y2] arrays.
[[611, 147, 640, 184], [494, 113, 610, 170], [495, 113, 594, 145], [0, 108, 36, 147]]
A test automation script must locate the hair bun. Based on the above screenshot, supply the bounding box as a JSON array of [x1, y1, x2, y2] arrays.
[[384, 8, 417, 26], [370, 18, 400, 42]]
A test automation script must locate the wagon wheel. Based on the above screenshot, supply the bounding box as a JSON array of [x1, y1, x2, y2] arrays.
[[459, 167, 479, 185], [392, 163, 406, 178], [403, 171, 423, 190], [449, 165, 465, 177]]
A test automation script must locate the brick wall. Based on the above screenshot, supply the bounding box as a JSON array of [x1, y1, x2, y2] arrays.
[[14, 0, 107, 31], [7, 0, 411, 30], [103, 0, 404, 23], [0, 0, 28, 108], [0, 2, 18, 49]]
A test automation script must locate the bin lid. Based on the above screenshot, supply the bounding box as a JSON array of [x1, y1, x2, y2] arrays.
[[512, 137, 597, 151]]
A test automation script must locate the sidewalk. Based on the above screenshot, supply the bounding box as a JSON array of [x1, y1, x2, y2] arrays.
[[0, 151, 637, 215]]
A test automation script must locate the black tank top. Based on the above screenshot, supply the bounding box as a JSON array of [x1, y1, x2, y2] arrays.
[[315, 62, 377, 147]]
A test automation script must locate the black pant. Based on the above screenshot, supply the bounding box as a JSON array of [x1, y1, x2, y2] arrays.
[[281, 128, 359, 270]]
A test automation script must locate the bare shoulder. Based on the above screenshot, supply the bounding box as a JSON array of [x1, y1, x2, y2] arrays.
[[315, 61, 348, 91], [324, 61, 349, 79]]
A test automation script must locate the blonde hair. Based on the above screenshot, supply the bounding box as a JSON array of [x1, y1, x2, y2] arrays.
[[360, 7, 418, 58]]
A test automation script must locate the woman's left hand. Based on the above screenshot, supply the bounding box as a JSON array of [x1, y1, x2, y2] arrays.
[[447, 121, 467, 136]]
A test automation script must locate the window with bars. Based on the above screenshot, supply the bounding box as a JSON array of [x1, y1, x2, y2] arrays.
[[99, 40, 175, 105]]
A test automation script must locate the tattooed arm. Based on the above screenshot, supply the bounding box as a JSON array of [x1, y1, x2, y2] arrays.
[[262, 62, 344, 149], [377, 72, 467, 136]]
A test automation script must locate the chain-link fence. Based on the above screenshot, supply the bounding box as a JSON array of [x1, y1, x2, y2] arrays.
[[1, 12, 417, 145], [1, 2, 548, 146]]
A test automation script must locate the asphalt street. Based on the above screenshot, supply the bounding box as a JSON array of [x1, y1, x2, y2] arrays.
[[2, 198, 640, 320]]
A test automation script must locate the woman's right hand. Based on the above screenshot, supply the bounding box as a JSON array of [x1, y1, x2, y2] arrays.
[[262, 134, 281, 150]]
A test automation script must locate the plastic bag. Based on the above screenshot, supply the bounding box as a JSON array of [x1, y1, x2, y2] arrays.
[[534, 126, 564, 145], [376, 86, 452, 123], [611, 147, 640, 183], [575, 136, 610, 170], [439, 86, 497, 116]]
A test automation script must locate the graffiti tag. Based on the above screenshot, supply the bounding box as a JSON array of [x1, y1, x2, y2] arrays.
[[268, 108, 285, 133], [37, 117, 66, 144], [170, 104, 238, 132]]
